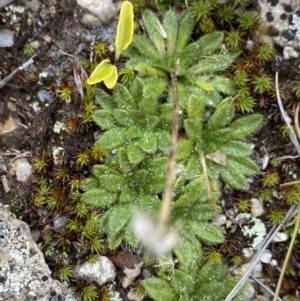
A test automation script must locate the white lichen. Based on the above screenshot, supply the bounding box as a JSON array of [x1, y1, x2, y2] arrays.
[[237, 213, 266, 250], [290, 14, 300, 44], [53, 121, 66, 133]]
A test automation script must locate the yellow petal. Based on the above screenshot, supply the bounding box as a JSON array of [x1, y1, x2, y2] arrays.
[[87, 59, 114, 85], [103, 65, 118, 89], [115, 1, 134, 62]]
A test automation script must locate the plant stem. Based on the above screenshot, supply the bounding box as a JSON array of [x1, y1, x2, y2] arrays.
[[273, 203, 300, 301], [159, 60, 180, 225]]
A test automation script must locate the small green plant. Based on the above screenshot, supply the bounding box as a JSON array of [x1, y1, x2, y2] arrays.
[[230, 254, 243, 266], [215, 5, 235, 26], [56, 265, 73, 282], [205, 247, 223, 264], [94, 41, 107, 57], [58, 85, 73, 103], [253, 43, 274, 63], [236, 11, 258, 31], [253, 74, 272, 94], [78, 284, 98, 301], [268, 207, 285, 224], [261, 171, 279, 188], [190, 0, 217, 21], [23, 43, 35, 57], [236, 198, 250, 212], [33, 154, 50, 173], [225, 30, 244, 49], [292, 81, 300, 98]]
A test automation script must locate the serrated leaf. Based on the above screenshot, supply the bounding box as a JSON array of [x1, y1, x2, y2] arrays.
[[131, 35, 161, 60], [81, 189, 118, 207], [178, 42, 199, 70], [95, 89, 115, 110], [210, 76, 236, 95], [228, 114, 263, 140], [194, 283, 225, 301], [93, 165, 121, 178], [158, 103, 173, 127], [156, 130, 171, 151], [191, 54, 236, 74], [127, 143, 146, 164], [139, 132, 157, 153], [147, 157, 168, 176], [206, 98, 234, 131], [169, 269, 194, 295], [126, 58, 168, 77], [177, 139, 193, 160], [184, 154, 202, 180], [124, 225, 139, 247], [143, 79, 168, 102], [218, 140, 252, 158], [87, 59, 114, 85], [163, 10, 179, 59], [138, 95, 157, 115], [174, 236, 202, 268], [195, 80, 214, 91], [197, 31, 224, 56], [107, 204, 132, 237], [115, 1, 134, 61], [184, 119, 202, 140], [197, 262, 228, 285], [112, 108, 135, 126], [136, 195, 161, 213], [142, 10, 166, 58], [80, 177, 99, 191], [97, 174, 128, 192], [117, 147, 133, 174], [119, 188, 138, 203], [219, 166, 248, 190], [98, 127, 127, 149], [130, 77, 145, 100], [92, 110, 114, 129], [143, 278, 177, 301], [189, 221, 224, 243], [175, 11, 195, 57], [187, 94, 205, 121], [113, 84, 136, 110], [227, 156, 259, 177]]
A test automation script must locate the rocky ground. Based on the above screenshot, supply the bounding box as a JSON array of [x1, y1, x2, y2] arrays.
[[1, 0, 300, 301]]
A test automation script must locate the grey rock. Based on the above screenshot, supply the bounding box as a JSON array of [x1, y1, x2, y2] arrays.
[[36, 90, 53, 103], [0, 29, 14, 48], [258, 0, 300, 49], [73, 255, 116, 285], [10, 158, 32, 182], [283, 46, 299, 59], [0, 203, 80, 301], [0, 0, 14, 8], [77, 0, 121, 25]]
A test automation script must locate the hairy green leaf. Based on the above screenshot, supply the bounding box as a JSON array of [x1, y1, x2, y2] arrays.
[[228, 113, 263, 139], [174, 11, 195, 57], [206, 98, 234, 131], [92, 110, 114, 129], [97, 174, 128, 192], [210, 76, 236, 95], [139, 132, 158, 153], [80, 178, 99, 191], [112, 108, 136, 126], [127, 143, 146, 164], [142, 10, 166, 58], [131, 35, 161, 60], [191, 54, 236, 74], [81, 189, 118, 207], [98, 127, 127, 149], [143, 278, 176, 301], [113, 84, 136, 110], [197, 31, 224, 56], [163, 10, 179, 59], [177, 139, 193, 160], [95, 89, 115, 110], [189, 221, 224, 244]]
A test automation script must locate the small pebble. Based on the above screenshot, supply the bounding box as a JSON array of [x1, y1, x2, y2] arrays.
[[0, 0, 14, 8], [36, 90, 53, 103], [213, 214, 227, 226], [244, 283, 255, 301], [283, 46, 298, 60], [0, 29, 14, 47], [11, 158, 32, 182], [253, 262, 262, 277], [259, 249, 272, 264], [242, 248, 254, 260], [272, 232, 288, 242], [251, 198, 264, 217], [53, 216, 68, 230]]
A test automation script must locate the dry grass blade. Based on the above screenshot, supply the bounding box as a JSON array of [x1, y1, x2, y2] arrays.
[[158, 59, 180, 225], [224, 204, 297, 301]]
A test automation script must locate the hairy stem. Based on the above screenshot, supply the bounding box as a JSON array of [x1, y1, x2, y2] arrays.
[[159, 59, 180, 225]]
